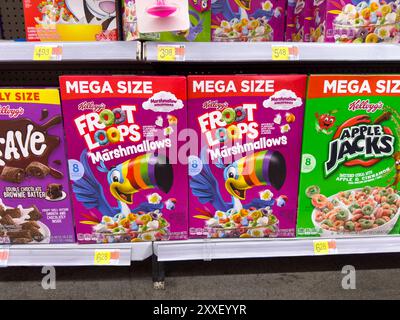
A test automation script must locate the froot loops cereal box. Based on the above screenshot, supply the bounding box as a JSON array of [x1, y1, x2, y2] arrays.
[[211, 0, 287, 41], [59, 76, 188, 243], [315, 0, 400, 43], [0, 89, 75, 244], [297, 75, 400, 238], [23, 0, 119, 41], [188, 75, 306, 238]]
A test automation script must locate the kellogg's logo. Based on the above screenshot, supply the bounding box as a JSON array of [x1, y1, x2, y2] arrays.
[[0, 105, 24, 119], [325, 114, 395, 176], [348, 99, 384, 113]]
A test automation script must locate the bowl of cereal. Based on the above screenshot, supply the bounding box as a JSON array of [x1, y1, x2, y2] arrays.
[[332, 2, 400, 43], [307, 186, 400, 237]]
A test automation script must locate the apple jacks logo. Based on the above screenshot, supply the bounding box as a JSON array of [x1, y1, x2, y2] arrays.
[[325, 124, 395, 176]]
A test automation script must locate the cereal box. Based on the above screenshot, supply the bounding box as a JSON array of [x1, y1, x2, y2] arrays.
[[211, 0, 286, 41], [59, 76, 188, 244], [0, 88, 75, 244], [23, 0, 119, 41], [311, 0, 400, 43], [188, 75, 307, 238], [310, 0, 326, 42], [286, 0, 313, 42], [297, 75, 400, 237], [122, 0, 210, 42]]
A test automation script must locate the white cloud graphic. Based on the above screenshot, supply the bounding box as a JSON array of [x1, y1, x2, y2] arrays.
[[142, 91, 184, 112], [263, 89, 303, 110]]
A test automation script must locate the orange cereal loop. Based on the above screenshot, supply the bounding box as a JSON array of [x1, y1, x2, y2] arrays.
[[334, 220, 344, 227]]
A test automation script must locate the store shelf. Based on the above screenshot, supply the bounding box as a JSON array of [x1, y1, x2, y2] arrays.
[[4, 242, 152, 266], [153, 236, 400, 262], [144, 42, 400, 62], [0, 41, 141, 62]]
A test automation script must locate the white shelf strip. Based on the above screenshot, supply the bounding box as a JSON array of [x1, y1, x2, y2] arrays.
[[154, 236, 400, 262], [0, 41, 141, 62], [3, 242, 152, 266], [144, 42, 400, 62]]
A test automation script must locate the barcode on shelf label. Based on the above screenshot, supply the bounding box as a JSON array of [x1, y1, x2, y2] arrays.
[[157, 45, 185, 62], [0, 248, 9, 267], [94, 250, 121, 265], [271, 45, 299, 61], [313, 240, 337, 255], [33, 45, 63, 61]]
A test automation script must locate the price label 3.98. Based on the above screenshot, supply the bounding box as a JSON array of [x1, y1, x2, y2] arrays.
[[157, 45, 185, 62]]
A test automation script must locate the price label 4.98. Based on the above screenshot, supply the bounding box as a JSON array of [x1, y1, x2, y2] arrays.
[[33, 45, 63, 61]]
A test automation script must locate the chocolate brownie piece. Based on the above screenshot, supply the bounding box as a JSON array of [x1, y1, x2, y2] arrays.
[[25, 162, 50, 179], [8, 229, 31, 240], [46, 183, 63, 199], [0, 214, 15, 226], [26, 205, 42, 221], [0, 207, 5, 217], [0, 166, 25, 183], [50, 168, 64, 179], [30, 228, 44, 242], [21, 221, 40, 230], [4, 207, 21, 219]]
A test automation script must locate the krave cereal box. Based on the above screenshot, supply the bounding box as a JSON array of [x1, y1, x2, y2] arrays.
[[188, 75, 306, 238], [211, 0, 286, 41], [59, 76, 188, 243], [297, 75, 400, 237], [0, 88, 75, 244], [23, 0, 119, 41]]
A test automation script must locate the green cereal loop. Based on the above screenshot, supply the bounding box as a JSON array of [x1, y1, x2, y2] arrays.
[[348, 203, 360, 213], [336, 210, 348, 221], [99, 109, 115, 126], [344, 191, 352, 198], [390, 214, 395, 219], [322, 208, 330, 214], [362, 205, 374, 215], [322, 219, 333, 227], [360, 220, 373, 229], [332, 199, 340, 206], [380, 189, 389, 196], [387, 194, 398, 204], [376, 218, 386, 226], [362, 186, 372, 195], [305, 185, 320, 198], [221, 108, 236, 125], [345, 221, 355, 231]]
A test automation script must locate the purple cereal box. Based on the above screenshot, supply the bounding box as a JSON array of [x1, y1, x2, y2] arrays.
[[211, 0, 286, 41], [286, 0, 313, 41], [188, 75, 307, 239], [316, 0, 400, 43], [59, 76, 188, 244], [310, 0, 326, 42], [0, 88, 75, 244]]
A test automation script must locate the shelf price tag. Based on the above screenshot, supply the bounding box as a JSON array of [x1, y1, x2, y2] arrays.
[[33, 45, 63, 61], [313, 240, 337, 255], [271, 45, 299, 61], [94, 250, 121, 265], [0, 248, 9, 267], [157, 45, 185, 62]]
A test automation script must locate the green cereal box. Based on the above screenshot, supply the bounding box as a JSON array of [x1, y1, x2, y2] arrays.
[[297, 75, 400, 237]]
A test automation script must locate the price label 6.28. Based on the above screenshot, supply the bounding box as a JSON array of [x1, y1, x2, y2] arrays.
[[94, 250, 120, 265]]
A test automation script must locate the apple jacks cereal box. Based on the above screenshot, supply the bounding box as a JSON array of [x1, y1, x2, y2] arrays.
[[23, 0, 119, 41], [188, 75, 307, 238], [0, 89, 75, 244], [59, 76, 188, 243], [297, 75, 400, 237], [211, 0, 286, 41]]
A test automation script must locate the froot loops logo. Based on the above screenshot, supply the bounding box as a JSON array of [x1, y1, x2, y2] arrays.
[[74, 105, 142, 150]]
